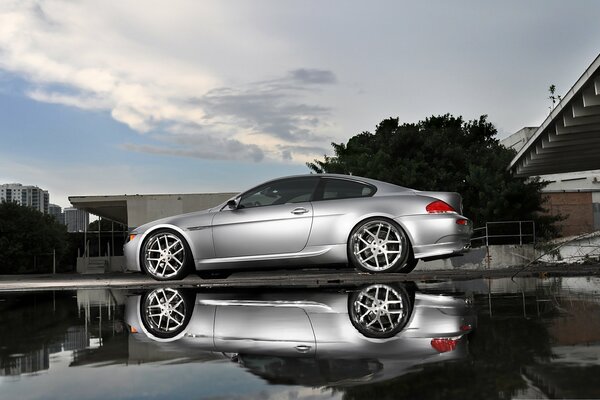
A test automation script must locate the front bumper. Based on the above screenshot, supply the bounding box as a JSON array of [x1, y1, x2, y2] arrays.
[[124, 236, 142, 272]]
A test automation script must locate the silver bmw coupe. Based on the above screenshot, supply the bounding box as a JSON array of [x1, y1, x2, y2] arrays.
[[124, 174, 472, 280]]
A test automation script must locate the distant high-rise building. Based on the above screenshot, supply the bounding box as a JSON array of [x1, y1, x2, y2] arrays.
[[0, 183, 49, 214], [64, 207, 89, 232], [48, 203, 65, 224]]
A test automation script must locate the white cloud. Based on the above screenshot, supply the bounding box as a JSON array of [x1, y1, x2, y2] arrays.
[[0, 0, 336, 162]]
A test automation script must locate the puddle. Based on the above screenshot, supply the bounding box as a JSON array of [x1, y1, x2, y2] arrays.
[[1, 277, 599, 399]]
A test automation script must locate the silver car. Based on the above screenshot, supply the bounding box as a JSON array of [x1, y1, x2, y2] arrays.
[[125, 283, 475, 386], [124, 174, 472, 280]]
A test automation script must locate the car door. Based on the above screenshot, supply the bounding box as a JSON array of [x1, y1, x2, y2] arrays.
[[212, 177, 319, 258], [213, 303, 316, 356], [307, 178, 378, 246]]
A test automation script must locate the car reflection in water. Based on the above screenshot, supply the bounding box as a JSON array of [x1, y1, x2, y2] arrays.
[[125, 283, 476, 387]]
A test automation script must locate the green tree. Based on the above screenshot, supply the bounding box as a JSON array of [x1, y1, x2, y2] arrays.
[[88, 218, 126, 232], [0, 202, 68, 273], [308, 114, 558, 236]]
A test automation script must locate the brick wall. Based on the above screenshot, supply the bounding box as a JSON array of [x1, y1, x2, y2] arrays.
[[543, 192, 593, 237]]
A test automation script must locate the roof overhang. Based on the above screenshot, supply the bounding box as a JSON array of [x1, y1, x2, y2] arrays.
[[69, 192, 238, 227], [68, 195, 130, 224], [508, 53, 600, 177]]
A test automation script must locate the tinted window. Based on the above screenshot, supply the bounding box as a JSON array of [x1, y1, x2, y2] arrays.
[[239, 178, 318, 208], [321, 179, 376, 200]]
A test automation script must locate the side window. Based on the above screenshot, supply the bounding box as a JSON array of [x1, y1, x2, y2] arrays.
[[239, 178, 318, 209], [321, 179, 376, 200]]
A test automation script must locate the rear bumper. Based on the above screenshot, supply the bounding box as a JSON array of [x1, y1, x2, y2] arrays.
[[395, 214, 472, 260]]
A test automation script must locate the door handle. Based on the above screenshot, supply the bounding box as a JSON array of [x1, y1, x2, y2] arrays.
[[295, 344, 312, 353], [291, 207, 309, 215]]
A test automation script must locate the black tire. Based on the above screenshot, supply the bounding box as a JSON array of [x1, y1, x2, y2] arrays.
[[348, 283, 413, 338], [140, 229, 192, 281], [397, 251, 419, 274], [140, 288, 194, 339], [348, 218, 410, 273]]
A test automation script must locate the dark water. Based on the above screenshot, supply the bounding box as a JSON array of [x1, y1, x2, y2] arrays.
[[1, 277, 600, 400]]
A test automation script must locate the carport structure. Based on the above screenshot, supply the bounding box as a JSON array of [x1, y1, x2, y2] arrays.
[[509, 54, 600, 177], [69, 192, 237, 228]]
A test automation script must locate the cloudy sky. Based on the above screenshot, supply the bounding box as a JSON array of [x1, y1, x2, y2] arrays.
[[1, 0, 599, 207]]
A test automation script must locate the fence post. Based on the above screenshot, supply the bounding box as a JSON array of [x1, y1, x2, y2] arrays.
[[532, 222, 536, 245], [519, 221, 522, 245], [485, 223, 489, 247]]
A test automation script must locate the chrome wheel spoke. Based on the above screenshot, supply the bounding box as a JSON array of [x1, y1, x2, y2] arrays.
[[356, 301, 370, 309], [172, 257, 183, 266]]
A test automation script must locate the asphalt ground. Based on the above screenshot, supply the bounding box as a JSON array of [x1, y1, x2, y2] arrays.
[[1, 264, 599, 292]]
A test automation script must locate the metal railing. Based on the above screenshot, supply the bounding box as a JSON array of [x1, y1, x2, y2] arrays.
[[471, 221, 536, 247]]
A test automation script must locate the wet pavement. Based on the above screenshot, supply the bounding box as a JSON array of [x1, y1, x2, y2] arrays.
[[1, 264, 600, 291], [1, 276, 600, 399]]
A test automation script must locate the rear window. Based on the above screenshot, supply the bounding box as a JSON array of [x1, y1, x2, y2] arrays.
[[321, 179, 376, 200]]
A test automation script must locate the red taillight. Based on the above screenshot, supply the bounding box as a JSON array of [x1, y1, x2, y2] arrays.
[[431, 338, 458, 353], [426, 200, 456, 214], [456, 218, 469, 225]]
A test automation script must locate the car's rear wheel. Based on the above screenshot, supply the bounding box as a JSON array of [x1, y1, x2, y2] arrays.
[[140, 288, 193, 339], [398, 251, 419, 273], [348, 218, 410, 273], [348, 283, 412, 338], [141, 229, 192, 281]]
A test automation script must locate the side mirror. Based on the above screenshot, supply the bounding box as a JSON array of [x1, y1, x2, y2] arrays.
[[226, 198, 240, 210]]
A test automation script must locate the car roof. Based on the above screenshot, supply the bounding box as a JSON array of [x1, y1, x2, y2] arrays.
[[259, 173, 413, 195]]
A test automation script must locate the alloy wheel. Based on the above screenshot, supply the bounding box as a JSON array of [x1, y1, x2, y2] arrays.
[[351, 220, 405, 272], [143, 231, 187, 279], [350, 284, 410, 337], [143, 288, 188, 335]]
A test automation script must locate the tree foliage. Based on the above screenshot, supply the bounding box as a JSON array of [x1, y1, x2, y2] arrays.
[[0, 202, 68, 273], [308, 114, 558, 236]]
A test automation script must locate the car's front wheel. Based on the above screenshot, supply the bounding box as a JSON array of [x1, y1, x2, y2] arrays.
[[140, 288, 193, 339], [348, 218, 410, 273], [141, 229, 192, 281]]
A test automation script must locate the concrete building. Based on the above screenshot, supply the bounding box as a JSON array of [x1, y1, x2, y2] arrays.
[[502, 131, 600, 236], [0, 183, 49, 214], [67, 192, 236, 273], [507, 52, 600, 238], [48, 203, 65, 224], [64, 207, 90, 233], [501, 127, 537, 152]]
